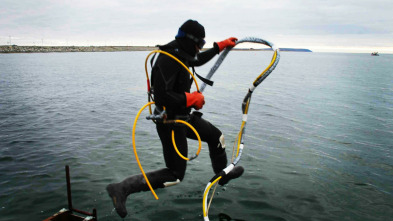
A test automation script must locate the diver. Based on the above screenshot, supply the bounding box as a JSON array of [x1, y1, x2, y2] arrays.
[[106, 19, 244, 218]]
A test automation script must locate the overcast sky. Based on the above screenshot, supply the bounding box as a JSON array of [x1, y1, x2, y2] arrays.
[[1, 0, 392, 53]]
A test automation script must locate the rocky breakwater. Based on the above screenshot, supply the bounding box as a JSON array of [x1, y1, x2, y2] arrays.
[[0, 45, 158, 53]]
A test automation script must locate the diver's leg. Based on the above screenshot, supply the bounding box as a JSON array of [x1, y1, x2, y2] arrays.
[[107, 123, 188, 218], [106, 168, 178, 218], [187, 112, 244, 185], [187, 112, 227, 173], [157, 122, 188, 180]]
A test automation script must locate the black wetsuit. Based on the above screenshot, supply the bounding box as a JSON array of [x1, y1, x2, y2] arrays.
[[106, 21, 243, 219], [151, 40, 228, 183]]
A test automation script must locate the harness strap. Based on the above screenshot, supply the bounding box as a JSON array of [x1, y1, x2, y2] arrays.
[[192, 67, 214, 86]]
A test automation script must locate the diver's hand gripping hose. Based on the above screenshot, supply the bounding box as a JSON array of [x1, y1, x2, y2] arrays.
[[185, 91, 205, 110], [216, 37, 238, 52]]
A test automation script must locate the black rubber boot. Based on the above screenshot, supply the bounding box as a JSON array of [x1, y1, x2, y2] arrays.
[[106, 168, 176, 218], [218, 166, 244, 186], [106, 182, 129, 218]]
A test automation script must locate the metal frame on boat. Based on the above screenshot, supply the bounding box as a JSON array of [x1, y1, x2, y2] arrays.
[[43, 165, 97, 221]]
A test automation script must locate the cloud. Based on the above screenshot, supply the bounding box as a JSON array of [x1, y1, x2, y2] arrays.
[[1, 0, 392, 52]]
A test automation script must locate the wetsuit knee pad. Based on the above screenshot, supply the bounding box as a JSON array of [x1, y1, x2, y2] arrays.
[[209, 133, 227, 156], [163, 179, 181, 187], [209, 129, 226, 151], [218, 134, 226, 149]]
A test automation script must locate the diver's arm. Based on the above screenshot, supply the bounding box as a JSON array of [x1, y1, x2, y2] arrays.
[[191, 44, 220, 67], [192, 37, 237, 66]]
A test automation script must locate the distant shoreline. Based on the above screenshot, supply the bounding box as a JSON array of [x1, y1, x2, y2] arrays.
[[0, 45, 312, 53], [0, 45, 158, 53]]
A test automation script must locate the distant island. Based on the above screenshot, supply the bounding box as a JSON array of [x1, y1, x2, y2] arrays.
[[275, 48, 312, 52], [234, 48, 312, 52], [0, 45, 312, 53]]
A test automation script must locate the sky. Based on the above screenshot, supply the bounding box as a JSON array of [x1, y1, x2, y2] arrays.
[[1, 0, 392, 53]]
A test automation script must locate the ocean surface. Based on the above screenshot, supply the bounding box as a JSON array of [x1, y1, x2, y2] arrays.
[[0, 51, 392, 221]]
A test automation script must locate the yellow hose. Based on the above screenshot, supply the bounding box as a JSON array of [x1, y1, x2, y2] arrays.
[[132, 103, 203, 199], [145, 50, 200, 92], [202, 176, 222, 217], [135, 47, 278, 208], [202, 42, 280, 221], [132, 101, 159, 200], [131, 50, 204, 200], [170, 120, 202, 161], [236, 99, 250, 157], [236, 124, 245, 158], [253, 50, 278, 85]]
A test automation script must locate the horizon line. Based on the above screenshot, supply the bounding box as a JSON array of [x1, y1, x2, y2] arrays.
[[1, 44, 392, 54]]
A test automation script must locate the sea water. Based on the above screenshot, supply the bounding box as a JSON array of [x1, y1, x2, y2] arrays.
[[0, 51, 392, 221]]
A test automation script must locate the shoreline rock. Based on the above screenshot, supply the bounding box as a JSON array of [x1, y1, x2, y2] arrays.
[[0, 45, 158, 53], [0, 45, 312, 53]]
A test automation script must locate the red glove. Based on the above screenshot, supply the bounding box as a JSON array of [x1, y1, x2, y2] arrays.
[[185, 91, 205, 110], [216, 37, 238, 52]]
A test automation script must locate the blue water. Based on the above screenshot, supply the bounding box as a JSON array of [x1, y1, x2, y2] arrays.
[[0, 51, 392, 221]]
